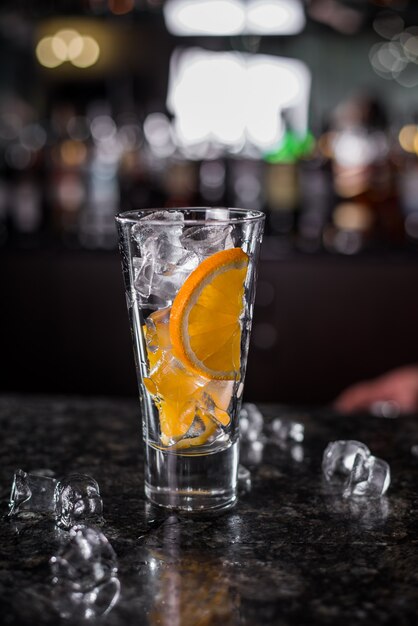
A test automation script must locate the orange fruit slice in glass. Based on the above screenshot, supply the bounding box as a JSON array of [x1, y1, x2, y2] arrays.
[[170, 248, 249, 380]]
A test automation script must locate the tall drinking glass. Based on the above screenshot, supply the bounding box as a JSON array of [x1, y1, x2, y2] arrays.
[[116, 208, 264, 512]]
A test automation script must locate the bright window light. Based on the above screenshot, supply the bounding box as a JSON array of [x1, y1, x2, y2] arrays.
[[246, 0, 305, 35], [167, 48, 310, 154], [164, 0, 245, 36], [164, 0, 305, 36]]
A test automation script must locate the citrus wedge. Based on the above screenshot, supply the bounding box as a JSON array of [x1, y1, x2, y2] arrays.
[[170, 248, 249, 380]]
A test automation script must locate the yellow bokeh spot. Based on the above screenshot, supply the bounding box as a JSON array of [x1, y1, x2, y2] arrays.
[[36, 37, 62, 68], [399, 125, 417, 153], [71, 36, 100, 68], [52, 30, 80, 61], [56, 29, 80, 46], [36, 30, 100, 70], [60, 140, 87, 167], [51, 35, 68, 62], [68, 35, 85, 61]]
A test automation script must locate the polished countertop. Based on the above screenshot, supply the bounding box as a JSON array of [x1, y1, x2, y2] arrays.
[[1, 395, 418, 625]]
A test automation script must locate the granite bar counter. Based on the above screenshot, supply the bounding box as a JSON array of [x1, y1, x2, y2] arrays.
[[1, 395, 418, 625]]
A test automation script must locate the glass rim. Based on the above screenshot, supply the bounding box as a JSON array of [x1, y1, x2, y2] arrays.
[[115, 207, 265, 226]]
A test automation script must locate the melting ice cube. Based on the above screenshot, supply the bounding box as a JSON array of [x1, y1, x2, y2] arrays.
[[180, 224, 234, 259], [323, 440, 391, 499], [343, 454, 391, 498], [132, 210, 184, 248], [322, 440, 371, 482], [9, 469, 57, 517], [132, 233, 198, 307], [54, 474, 103, 530]]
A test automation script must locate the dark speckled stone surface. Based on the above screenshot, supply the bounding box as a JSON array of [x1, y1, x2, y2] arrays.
[[1, 395, 418, 625]]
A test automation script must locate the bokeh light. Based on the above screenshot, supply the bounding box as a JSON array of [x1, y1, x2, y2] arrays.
[[108, 0, 135, 15], [167, 48, 310, 156], [373, 11, 404, 40], [398, 124, 418, 153], [71, 36, 100, 68], [36, 30, 100, 69], [36, 37, 62, 68]]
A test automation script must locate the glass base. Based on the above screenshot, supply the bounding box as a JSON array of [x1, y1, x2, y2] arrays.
[[144, 440, 239, 513]]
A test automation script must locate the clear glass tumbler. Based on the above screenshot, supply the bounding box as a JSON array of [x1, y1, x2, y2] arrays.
[[115, 207, 264, 512]]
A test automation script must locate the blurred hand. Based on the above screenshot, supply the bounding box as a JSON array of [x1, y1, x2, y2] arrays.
[[334, 365, 418, 415]]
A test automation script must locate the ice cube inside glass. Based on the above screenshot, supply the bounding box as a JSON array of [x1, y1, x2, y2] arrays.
[[116, 208, 264, 512]]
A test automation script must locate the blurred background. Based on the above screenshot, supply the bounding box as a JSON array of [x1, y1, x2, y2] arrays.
[[1, 0, 418, 405]]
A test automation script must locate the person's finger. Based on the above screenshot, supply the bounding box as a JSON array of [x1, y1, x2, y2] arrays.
[[333, 382, 383, 412]]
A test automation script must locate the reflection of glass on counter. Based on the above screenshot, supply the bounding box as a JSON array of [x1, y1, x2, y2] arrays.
[[146, 547, 239, 626]]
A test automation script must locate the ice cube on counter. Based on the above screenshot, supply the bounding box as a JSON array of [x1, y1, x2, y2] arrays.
[[8, 469, 57, 517], [322, 440, 391, 499], [270, 417, 305, 443], [54, 474, 103, 530], [344, 454, 391, 499], [322, 440, 371, 482]]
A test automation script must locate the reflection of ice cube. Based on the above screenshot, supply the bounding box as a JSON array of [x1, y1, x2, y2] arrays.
[[271, 417, 304, 443], [238, 464, 251, 493], [239, 403, 264, 442], [52, 577, 120, 620], [180, 224, 234, 259], [343, 454, 391, 498], [324, 489, 390, 526], [240, 440, 264, 466], [322, 440, 370, 482], [9, 469, 57, 517], [54, 474, 103, 530], [50, 525, 118, 592]]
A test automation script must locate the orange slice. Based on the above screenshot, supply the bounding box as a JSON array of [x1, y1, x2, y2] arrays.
[[170, 248, 249, 380]]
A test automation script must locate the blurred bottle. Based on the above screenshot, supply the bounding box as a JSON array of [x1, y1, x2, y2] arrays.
[[263, 114, 315, 245], [323, 201, 374, 255], [163, 159, 198, 207], [326, 94, 402, 252], [199, 159, 226, 205], [47, 105, 87, 246], [228, 158, 263, 212], [264, 161, 298, 245], [394, 121, 418, 246], [297, 154, 334, 253]]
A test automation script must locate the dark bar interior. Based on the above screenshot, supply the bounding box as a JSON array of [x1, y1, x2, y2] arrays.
[[2, 3, 418, 625], [1, 0, 418, 404]]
